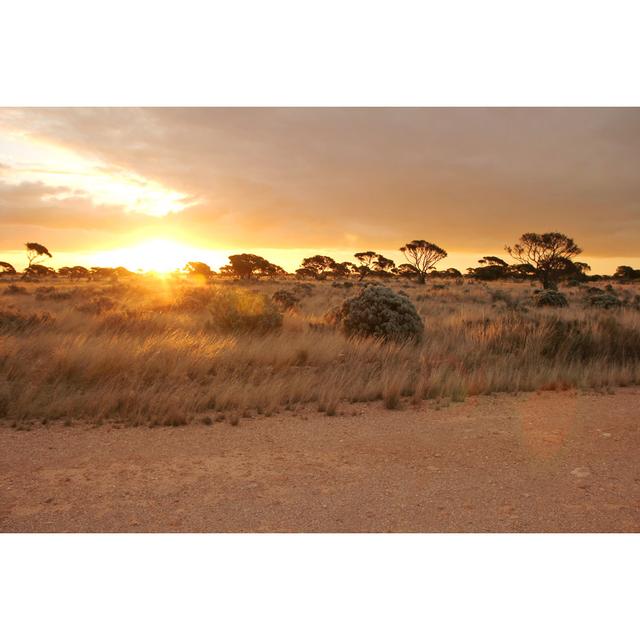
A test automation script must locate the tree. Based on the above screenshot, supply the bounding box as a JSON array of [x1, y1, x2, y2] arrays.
[[506, 232, 582, 290], [184, 261, 215, 280], [561, 260, 591, 282], [433, 267, 462, 279], [295, 267, 317, 279], [222, 254, 285, 279], [613, 265, 640, 281], [0, 261, 16, 275], [299, 255, 338, 280], [478, 256, 508, 267], [393, 263, 419, 279], [354, 251, 378, 280], [468, 256, 509, 281], [114, 266, 134, 278], [399, 240, 447, 284], [373, 255, 396, 275], [23, 264, 56, 279], [354, 252, 396, 280], [89, 267, 117, 280], [25, 242, 52, 267], [331, 261, 357, 279], [58, 265, 89, 280]]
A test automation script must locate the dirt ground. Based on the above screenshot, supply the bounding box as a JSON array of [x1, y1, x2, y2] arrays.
[[1, 389, 639, 532]]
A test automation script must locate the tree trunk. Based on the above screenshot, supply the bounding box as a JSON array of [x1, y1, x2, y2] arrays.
[[417, 273, 426, 284]]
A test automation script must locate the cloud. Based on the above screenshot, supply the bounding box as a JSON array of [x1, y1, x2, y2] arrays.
[[1, 108, 640, 258]]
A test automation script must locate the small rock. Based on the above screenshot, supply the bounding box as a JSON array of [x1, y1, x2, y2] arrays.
[[571, 467, 591, 479]]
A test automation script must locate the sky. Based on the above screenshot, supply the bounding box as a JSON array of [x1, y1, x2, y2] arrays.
[[1, 107, 639, 273]]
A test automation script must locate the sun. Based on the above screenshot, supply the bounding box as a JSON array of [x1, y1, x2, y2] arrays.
[[86, 238, 228, 274]]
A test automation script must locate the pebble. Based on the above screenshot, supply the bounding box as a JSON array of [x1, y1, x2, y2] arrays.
[[571, 467, 591, 479]]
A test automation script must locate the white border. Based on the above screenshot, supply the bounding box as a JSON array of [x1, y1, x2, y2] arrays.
[[1, 0, 639, 106], [1, 533, 638, 639]]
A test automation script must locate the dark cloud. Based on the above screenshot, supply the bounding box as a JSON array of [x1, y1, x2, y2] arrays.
[[1, 108, 639, 257]]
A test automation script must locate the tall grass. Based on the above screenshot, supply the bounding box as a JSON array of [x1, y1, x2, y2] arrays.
[[1, 276, 640, 424]]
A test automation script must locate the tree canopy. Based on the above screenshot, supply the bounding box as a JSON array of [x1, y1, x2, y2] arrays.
[[184, 261, 215, 280], [222, 254, 285, 279], [25, 242, 52, 267], [506, 232, 582, 289], [399, 240, 447, 284], [0, 261, 16, 275]]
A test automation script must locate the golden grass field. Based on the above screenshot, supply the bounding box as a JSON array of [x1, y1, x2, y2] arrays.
[[2, 275, 640, 428]]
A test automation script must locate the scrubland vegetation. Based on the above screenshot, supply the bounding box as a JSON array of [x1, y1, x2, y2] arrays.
[[2, 273, 640, 427]]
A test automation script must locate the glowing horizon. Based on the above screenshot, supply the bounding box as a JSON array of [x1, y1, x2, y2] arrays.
[[0, 239, 636, 277]]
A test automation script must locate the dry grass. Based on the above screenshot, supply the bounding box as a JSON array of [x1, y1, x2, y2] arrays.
[[1, 275, 640, 425]]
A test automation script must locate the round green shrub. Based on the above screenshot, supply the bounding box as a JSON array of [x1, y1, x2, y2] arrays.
[[534, 290, 568, 307], [332, 285, 423, 342]]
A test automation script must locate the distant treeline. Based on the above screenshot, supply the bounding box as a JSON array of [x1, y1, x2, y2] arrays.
[[2, 235, 640, 290]]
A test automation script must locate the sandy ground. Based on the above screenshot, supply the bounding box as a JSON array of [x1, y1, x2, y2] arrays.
[[1, 389, 639, 532]]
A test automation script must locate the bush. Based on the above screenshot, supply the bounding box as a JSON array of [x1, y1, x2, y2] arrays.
[[3, 285, 28, 296], [293, 283, 315, 297], [75, 296, 117, 314], [35, 287, 75, 301], [272, 289, 300, 310], [173, 287, 215, 312], [0, 310, 53, 333], [589, 293, 621, 309], [331, 285, 423, 342], [207, 288, 282, 334], [534, 290, 568, 307]]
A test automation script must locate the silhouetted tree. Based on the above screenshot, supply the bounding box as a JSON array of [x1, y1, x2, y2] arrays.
[[353, 252, 396, 280], [433, 267, 462, 279], [373, 255, 396, 276], [257, 262, 287, 278], [114, 266, 134, 278], [294, 267, 317, 279], [560, 260, 591, 282], [468, 256, 509, 281], [506, 263, 537, 280], [506, 232, 582, 290], [478, 256, 508, 267], [184, 261, 215, 280], [393, 263, 419, 279], [58, 266, 90, 280], [0, 261, 16, 275], [354, 251, 378, 280], [25, 242, 52, 267], [222, 254, 284, 279], [331, 261, 357, 279], [23, 264, 56, 279], [299, 255, 338, 280], [614, 265, 640, 281], [89, 267, 117, 281], [399, 240, 447, 284]]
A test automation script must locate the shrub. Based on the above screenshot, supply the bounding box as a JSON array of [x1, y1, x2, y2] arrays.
[[207, 288, 282, 334], [3, 285, 28, 296], [542, 316, 640, 363], [173, 287, 215, 312], [589, 293, 621, 309], [272, 289, 300, 310], [0, 310, 53, 333], [534, 290, 568, 307], [35, 287, 75, 301], [331, 285, 423, 342], [293, 283, 315, 297], [75, 296, 117, 314]]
